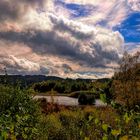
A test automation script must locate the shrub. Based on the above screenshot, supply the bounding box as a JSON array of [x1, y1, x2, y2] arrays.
[[40, 114, 64, 140], [59, 110, 85, 140], [38, 104, 140, 140], [78, 94, 95, 105], [78, 94, 88, 105], [86, 95, 95, 105], [0, 85, 41, 140]]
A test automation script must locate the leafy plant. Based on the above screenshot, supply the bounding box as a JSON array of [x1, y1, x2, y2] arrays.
[[0, 85, 41, 139]]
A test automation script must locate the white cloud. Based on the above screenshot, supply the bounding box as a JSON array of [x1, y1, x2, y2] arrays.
[[128, 0, 140, 11], [50, 14, 124, 59], [0, 54, 49, 75], [57, 0, 130, 28], [0, 12, 124, 78], [0, 0, 130, 78]]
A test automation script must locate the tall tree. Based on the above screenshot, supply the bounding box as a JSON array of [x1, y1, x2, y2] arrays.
[[112, 51, 140, 109]]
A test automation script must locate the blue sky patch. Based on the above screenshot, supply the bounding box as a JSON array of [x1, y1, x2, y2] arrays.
[[55, 0, 95, 18], [114, 12, 140, 43]]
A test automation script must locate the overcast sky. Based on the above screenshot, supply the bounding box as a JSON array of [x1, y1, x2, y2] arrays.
[[0, 0, 139, 79]]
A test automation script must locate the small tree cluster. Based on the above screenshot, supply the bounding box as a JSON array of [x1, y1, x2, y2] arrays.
[[33, 80, 91, 94], [78, 94, 95, 105]]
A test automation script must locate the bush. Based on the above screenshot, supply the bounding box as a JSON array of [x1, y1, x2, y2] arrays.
[[86, 95, 95, 105], [78, 94, 88, 105], [78, 94, 95, 105], [38, 106, 140, 140], [0, 85, 41, 139], [41, 114, 64, 140], [59, 110, 85, 140]]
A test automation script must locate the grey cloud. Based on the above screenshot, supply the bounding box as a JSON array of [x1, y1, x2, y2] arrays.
[[50, 14, 93, 40], [0, 10, 124, 78], [0, 0, 21, 21], [0, 29, 119, 68], [0, 0, 46, 22], [0, 30, 79, 56]]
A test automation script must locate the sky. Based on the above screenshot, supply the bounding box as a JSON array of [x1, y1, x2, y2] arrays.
[[0, 0, 139, 79]]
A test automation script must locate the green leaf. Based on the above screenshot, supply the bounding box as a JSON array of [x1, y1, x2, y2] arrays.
[[102, 124, 109, 133], [124, 113, 131, 124], [95, 118, 99, 125], [88, 115, 93, 121], [111, 129, 121, 136]]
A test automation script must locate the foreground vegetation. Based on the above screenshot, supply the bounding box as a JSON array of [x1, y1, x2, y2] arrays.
[[0, 52, 140, 140], [0, 85, 140, 140]]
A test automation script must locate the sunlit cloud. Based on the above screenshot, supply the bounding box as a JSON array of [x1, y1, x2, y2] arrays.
[[0, 0, 139, 78]]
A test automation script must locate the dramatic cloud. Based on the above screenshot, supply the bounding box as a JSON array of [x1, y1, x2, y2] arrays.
[[0, 15, 124, 64], [0, 0, 139, 78]]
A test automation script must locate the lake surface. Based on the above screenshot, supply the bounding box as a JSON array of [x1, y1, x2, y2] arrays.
[[34, 95, 107, 107]]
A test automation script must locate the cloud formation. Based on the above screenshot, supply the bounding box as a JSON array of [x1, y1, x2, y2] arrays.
[[0, 55, 49, 75], [0, 15, 124, 63], [0, 0, 138, 78], [0, 0, 47, 22]]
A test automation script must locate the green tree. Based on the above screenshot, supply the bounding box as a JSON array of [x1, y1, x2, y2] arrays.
[[112, 51, 140, 109]]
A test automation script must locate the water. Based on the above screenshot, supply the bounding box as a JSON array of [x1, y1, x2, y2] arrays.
[[34, 95, 107, 107]]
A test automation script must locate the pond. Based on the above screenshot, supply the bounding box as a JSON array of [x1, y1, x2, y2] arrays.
[[34, 95, 107, 107]]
